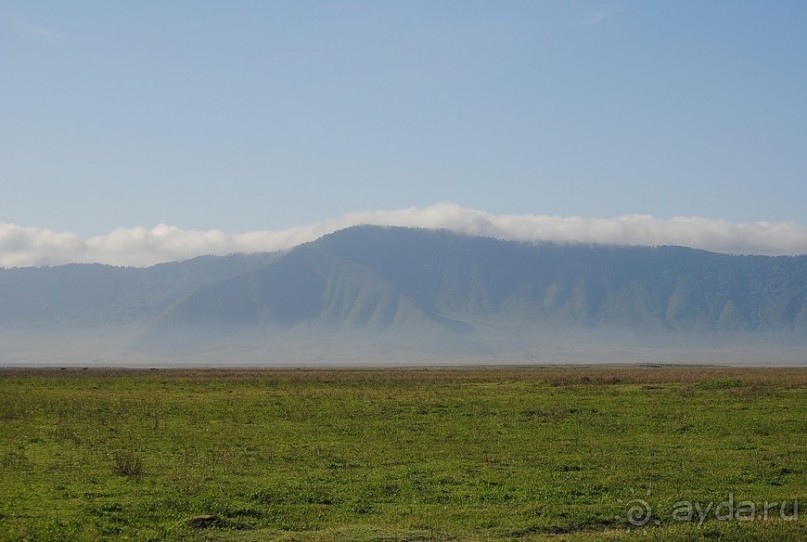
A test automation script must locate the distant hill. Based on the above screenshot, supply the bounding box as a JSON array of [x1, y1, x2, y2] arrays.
[[0, 253, 277, 326], [3, 226, 807, 365], [154, 226, 807, 334]]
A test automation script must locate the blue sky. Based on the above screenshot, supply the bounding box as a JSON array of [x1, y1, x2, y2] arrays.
[[2, 1, 806, 246]]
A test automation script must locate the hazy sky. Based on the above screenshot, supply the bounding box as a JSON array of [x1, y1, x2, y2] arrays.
[[2, 2, 806, 249]]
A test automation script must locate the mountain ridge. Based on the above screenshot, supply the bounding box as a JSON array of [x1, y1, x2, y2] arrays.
[[3, 225, 806, 365], [152, 225, 807, 335]]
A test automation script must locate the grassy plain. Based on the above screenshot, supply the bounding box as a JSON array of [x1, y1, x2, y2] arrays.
[[0, 366, 805, 541]]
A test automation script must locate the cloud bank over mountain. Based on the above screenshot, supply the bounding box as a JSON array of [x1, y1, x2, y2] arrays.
[[3, 203, 807, 267]]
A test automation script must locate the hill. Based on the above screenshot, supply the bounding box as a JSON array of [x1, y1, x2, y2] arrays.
[[3, 226, 806, 365], [156, 226, 807, 331], [142, 226, 807, 364], [0, 253, 277, 326]]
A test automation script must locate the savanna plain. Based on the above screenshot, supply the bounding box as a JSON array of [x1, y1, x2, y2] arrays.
[[0, 366, 804, 541]]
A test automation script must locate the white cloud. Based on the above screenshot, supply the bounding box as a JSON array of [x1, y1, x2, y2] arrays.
[[3, 203, 807, 268]]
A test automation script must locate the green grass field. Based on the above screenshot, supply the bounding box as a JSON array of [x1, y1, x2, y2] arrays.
[[1, 366, 805, 541]]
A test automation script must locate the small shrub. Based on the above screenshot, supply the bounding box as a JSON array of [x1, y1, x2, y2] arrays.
[[112, 450, 144, 478], [1, 449, 31, 470], [53, 424, 81, 445], [187, 514, 221, 529], [0, 407, 21, 421]]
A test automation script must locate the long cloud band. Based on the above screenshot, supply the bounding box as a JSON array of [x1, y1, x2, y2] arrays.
[[2, 203, 807, 267]]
